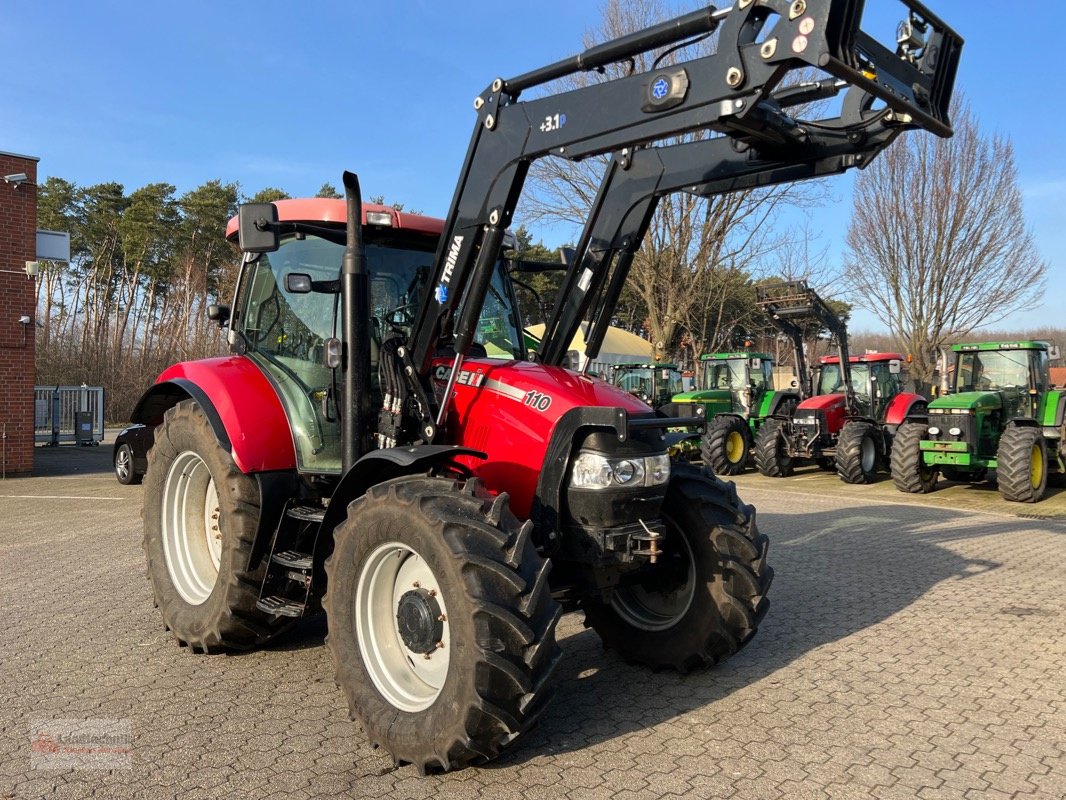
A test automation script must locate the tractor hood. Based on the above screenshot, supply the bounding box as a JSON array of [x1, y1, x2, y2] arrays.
[[797, 393, 847, 413], [672, 389, 732, 404], [928, 392, 1001, 412]]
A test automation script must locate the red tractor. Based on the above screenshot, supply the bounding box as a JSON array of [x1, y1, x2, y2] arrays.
[[755, 349, 928, 482], [130, 1, 959, 771]]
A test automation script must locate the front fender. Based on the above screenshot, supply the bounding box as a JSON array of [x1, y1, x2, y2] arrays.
[[131, 356, 296, 474], [318, 445, 487, 541]]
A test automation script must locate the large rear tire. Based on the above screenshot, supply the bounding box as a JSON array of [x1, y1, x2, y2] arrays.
[[753, 418, 793, 477], [582, 464, 772, 672], [324, 477, 562, 773], [890, 421, 938, 494], [835, 421, 882, 484], [997, 426, 1048, 503], [701, 415, 750, 476], [143, 400, 289, 652]]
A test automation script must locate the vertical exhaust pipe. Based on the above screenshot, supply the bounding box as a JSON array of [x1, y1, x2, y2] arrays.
[[342, 171, 371, 472]]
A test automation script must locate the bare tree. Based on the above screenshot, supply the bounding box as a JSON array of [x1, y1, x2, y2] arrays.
[[843, 98, 1047, 390], [522, 0, 826, 366]]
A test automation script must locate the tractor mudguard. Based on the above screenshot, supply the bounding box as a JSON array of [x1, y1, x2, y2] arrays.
[[318, 445, 488, 542], [764, 390, 800, 418], [884, 392, 928, 428], [131, 356, 296, 474]]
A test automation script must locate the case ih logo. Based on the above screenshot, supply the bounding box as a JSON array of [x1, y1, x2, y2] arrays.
[[441, 235, 464, 287]]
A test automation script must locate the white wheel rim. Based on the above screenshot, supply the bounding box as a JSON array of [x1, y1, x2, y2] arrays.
[[161, 451, 221, 605], [610, 530, 696, 632], [356, 542, 451, 712], [115, 447, 132, 481], [861, 435, 876, 473]]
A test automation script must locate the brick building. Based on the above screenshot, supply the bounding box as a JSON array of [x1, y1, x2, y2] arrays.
[[0, 151, 38, 477]]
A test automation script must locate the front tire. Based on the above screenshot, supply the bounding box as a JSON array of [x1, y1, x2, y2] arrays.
[[701, 415, 750, 476], [582, 464, 772, 672], [324, 477, 562, 773], [890, 421, 938, 494], [835, 421, 882, 484], [143, 400, 288, 652], [753, 418, 793, 477], [997, 426, 1048, 503]]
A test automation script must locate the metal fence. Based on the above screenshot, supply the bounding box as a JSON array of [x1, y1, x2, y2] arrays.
[[34, 386, 105, 446]]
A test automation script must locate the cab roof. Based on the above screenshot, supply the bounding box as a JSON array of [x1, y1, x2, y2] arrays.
[[225, 198, 445, 240], [699, 352, 772, 361], [952, 341, 1048, 352], [819, 352, 903, 364], [612, 362, 679, 370]]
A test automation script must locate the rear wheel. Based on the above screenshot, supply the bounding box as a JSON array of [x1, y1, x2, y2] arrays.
[[753, 418, 793, 477], [835, 421, 882, 484], [997, 426, 1048, 503], [324, 477, 561, 773], [143, 400, 289, 652], [890, 421, 938, 494], [701, 415, 750, 476], [582, 464, 772, 672]]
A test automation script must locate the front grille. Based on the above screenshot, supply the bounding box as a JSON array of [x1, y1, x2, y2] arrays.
[[929, 414, 975, 444]]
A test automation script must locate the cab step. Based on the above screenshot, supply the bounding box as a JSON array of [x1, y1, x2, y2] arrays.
[[256, 596, 306, 618], [286, 505, 325, 523], [272, 550, 313, 570]]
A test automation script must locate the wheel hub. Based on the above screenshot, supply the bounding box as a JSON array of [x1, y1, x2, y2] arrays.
[[396, 589, 444, 654]]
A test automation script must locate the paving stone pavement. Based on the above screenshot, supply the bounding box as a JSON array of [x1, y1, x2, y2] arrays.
[[1, 443, 1064, 799]]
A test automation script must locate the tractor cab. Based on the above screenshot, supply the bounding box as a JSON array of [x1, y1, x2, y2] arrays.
[[815, 353, 904, 421], [676, 353, 774, 418], [610, 362, 683, 410]]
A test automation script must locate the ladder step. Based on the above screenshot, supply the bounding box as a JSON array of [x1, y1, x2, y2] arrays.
[[256, 596, 306, 618], [286, 505, 325, 523], [272, 550, 313, 570]]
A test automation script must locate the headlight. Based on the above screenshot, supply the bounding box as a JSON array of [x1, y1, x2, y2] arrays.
[[928, 426, 940, 435], [570, 452, 670, 490], [948, 427, 962, 436]]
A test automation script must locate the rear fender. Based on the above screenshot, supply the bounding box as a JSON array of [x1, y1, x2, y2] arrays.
[[765, 390, 801, 418], [884, 392, 928, 429], [131, 357, 296, 474]]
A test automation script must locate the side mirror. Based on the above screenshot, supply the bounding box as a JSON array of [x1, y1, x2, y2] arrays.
[[286, 273, 312, 294], [558, 246, 576, 266], [207, 304, 230, 326], [238, 203, 280, 253], [888, 359, 902, 374]]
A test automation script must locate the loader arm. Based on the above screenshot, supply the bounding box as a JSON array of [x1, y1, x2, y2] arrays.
[[400, 0, 961, 440], [756, 280, 853, 412]]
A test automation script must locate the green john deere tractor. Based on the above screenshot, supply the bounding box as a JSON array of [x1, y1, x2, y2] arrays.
[[891, 341, 1065, 502], [610, 362, 684, 411], [672, 352, 801, 475]]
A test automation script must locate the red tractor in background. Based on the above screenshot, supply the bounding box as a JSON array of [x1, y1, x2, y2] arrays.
[[130, 1, 960, 772], [753, 283, 928, 483]]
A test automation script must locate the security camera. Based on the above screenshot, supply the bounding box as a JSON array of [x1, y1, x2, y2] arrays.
[[3, 173, 29, 185]]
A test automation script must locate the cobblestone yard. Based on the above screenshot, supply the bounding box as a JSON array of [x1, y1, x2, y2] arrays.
[[1, 444, 1064, 799]]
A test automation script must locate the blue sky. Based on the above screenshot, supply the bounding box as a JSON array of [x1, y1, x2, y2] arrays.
[[1, 0, 1061, 332]]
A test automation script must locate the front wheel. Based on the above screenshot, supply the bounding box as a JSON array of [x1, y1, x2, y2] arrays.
[[753, 418, 793, 477], [835, 421, 882, 484], [701, 415, 750, 476], [890, 421, 938, 494], [997, 426, 1048, 503], [324, 477, 561, 773], [143, 400, 289, 652], [582, 464, 772, 672], [114, 443, 141, 485]]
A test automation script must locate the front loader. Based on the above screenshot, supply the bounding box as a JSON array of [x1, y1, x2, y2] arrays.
[[131, 0, 961, 771], [753, 282, 927, 482], [891, 341, 1065, 502]]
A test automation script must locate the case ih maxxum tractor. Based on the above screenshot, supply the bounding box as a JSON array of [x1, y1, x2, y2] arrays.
[[130, 1, 960, 771], [753, 282, 928, 483]]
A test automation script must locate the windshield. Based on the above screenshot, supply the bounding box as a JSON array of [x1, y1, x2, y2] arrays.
[[615, 368, 654, 397], [238, 232, 525, 361], [817, 362, 870, 396], [955, 350, 1030, 392], [702, 360, 745, 391]]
